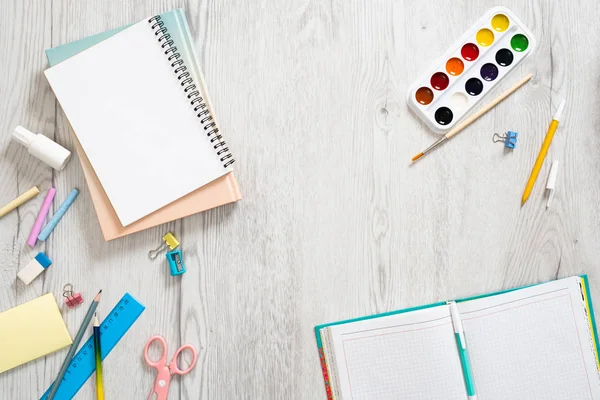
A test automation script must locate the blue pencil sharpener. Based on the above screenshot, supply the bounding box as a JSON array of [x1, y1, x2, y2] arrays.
[[166, 249, 186, 276]]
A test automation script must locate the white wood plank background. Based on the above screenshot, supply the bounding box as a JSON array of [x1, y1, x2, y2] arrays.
[[1, 0, 599, 398]]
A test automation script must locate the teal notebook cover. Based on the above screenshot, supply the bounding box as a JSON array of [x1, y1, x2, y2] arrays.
[[46, 9, 199, 76], [314, 275, 600, 398]]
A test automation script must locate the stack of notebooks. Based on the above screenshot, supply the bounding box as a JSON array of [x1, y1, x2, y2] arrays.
[[316, 276, 600, 400], [45, 9, 241, 240]]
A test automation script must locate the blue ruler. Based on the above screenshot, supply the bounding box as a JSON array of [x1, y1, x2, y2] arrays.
[[41, 293, 145, 399]]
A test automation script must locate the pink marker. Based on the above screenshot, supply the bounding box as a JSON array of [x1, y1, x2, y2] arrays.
[[27, 188, 56, 247]]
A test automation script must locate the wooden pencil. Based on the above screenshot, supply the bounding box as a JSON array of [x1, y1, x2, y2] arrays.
[[411, 73, 533, 162], [93, 313, 105, 400], [521, 99, 566, 205], [47, 290, 102, 400]]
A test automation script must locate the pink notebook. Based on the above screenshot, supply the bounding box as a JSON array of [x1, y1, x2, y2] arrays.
[[74, 135, 241, 241]]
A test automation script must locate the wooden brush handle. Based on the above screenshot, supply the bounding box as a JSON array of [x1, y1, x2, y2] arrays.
[[446, 73, 533, 139]]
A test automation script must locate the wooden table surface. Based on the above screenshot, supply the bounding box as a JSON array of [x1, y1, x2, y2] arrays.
[[1, 0, 599, 398]]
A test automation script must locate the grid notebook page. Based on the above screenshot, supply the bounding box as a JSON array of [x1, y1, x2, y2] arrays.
[[45, 19, 230, 226], [327, 305, 467, 400], [459, 277, 600, 400]]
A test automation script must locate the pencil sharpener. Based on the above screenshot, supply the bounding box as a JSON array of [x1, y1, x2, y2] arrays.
[[166, 249, 186, 276], [65, 293, 84, 308]]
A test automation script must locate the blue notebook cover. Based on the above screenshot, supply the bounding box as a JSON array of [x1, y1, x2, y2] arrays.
[[46, 9, 199, 74], [315, 275, 600, 399]]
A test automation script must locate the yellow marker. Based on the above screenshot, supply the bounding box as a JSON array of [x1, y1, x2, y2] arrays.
[[521, 100, 566, 206], [0, 186, 40, 218]]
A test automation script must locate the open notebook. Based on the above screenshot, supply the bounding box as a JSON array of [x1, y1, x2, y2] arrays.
[[316, 276, 600, 400], [45, 13, 235, 226], [45, 9, 241, 240]]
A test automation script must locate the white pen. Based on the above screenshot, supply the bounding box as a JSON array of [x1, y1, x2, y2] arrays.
[[448, 301, 477, 400], [545, 160, 560, 209]]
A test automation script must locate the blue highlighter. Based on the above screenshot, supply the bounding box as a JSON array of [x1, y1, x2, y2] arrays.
[[38, 188, 79, 241]]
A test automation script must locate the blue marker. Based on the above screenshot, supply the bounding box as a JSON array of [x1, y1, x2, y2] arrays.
[[448, 301, 477, 400], [38, 188, 79, 241]]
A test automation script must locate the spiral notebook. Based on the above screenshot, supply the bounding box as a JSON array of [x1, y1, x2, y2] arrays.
[[316, 276, 600, 400], [45, 13, 235, 226], [45, 10, 241, 240]]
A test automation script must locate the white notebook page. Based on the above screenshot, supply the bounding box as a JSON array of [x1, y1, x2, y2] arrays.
[[45, 19, 230, 226], [321, 277, 600, 400], [327, 305, 467, 400], [459, 277, 600, 400]]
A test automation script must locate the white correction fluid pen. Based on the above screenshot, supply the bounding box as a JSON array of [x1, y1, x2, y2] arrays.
[[545, 161, 560, 209]]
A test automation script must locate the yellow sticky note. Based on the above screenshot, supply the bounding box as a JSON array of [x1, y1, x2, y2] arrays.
[[0, 293, 72, 373]]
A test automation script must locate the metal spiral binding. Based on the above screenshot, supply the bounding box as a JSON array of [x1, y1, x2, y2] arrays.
[[148, 15, 234, 168]]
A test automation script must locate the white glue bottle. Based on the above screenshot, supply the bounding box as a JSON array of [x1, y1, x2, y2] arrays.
[[12, 126, 71, 170]]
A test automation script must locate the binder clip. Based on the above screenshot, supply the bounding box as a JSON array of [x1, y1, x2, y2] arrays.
[[63, 283, 84, 309], [148, 232, 180, 259], [148, 232, 186, 276], [493, 131, 518, 149]]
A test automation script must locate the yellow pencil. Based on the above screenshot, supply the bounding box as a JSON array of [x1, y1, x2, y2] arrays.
[[521, 99, 566, 206]]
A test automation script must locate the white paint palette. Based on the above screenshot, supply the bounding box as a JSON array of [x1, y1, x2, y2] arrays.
[[406, 7, 536, 133]]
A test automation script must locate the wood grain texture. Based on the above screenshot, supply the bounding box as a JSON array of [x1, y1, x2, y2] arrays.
[[1, 0, 600, 398]]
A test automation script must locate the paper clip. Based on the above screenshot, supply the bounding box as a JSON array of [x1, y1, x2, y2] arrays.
[[63, 283, 84, 309], [493, 131, 518, 149], [148, 232, 180, 259]]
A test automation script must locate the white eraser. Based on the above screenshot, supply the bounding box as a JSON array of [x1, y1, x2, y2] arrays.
[[16, 252, 52, 285]]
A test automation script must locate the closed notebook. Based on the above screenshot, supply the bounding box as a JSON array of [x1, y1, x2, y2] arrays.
[[45, 11, 236, 226], [0, 294, 72, 374], [316, 276, 600, 400], [45, 9, 241, 240]]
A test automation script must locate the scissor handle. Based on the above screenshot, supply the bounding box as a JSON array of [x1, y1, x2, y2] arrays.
[[144, 335, 168, 369], [169, 344, 198, 375]]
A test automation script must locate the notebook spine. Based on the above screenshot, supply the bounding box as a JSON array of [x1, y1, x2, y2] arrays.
[[148, 15, 234, 168], [318, 347, 334, 400]]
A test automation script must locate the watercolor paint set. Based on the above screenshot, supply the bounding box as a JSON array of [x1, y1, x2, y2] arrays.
[[407, 7, 536, 133]]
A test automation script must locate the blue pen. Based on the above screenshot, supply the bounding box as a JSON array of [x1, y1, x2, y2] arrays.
[[448, 301, 477, 400], [38, 188, 79, 241]]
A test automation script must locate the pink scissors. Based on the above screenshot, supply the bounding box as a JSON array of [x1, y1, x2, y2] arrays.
[[144, 335, 198, 400]]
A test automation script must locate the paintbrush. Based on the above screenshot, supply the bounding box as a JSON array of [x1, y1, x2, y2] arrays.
[[411, 73, 533, 162]]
